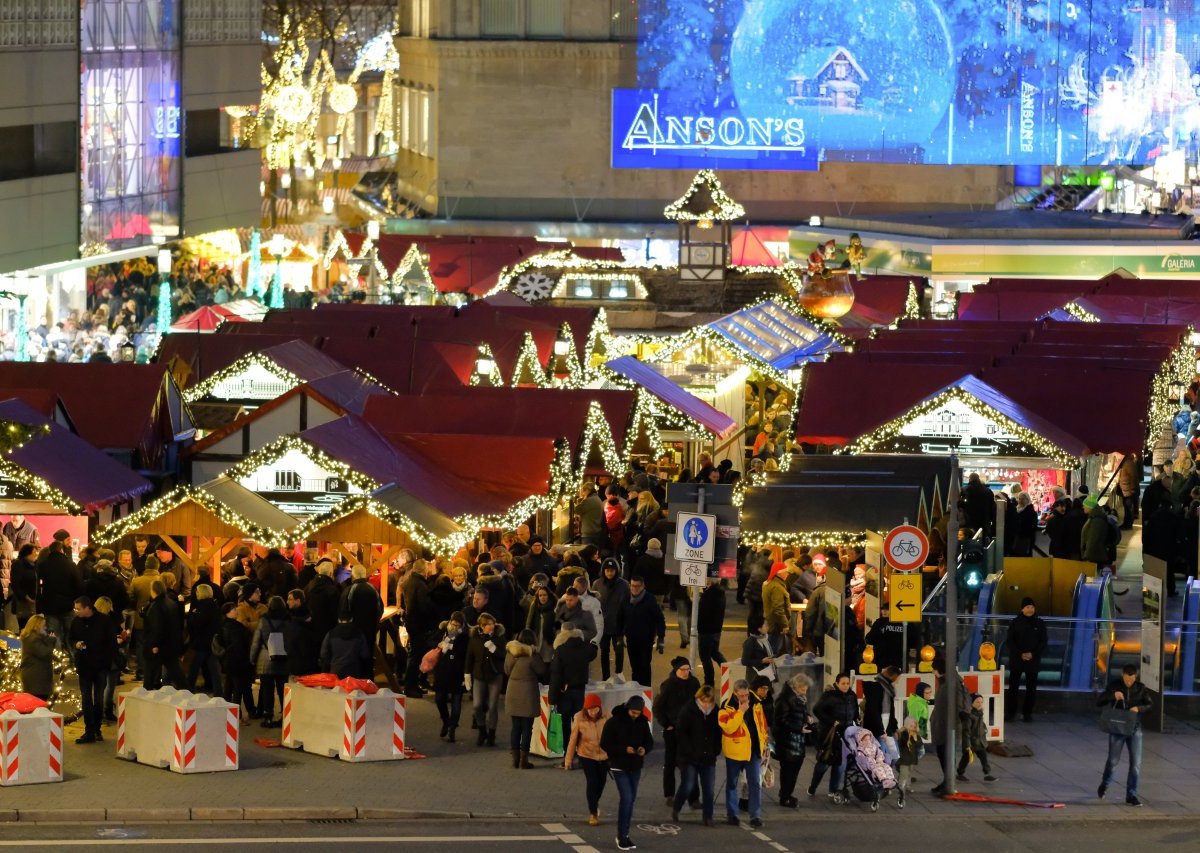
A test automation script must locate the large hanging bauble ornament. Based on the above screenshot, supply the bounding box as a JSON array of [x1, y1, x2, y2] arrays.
[[328, 83, 359, 115], [273, 84, 313, 124]]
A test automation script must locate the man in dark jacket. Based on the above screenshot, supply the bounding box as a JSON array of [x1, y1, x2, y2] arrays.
[[600, 696, 654, 850], [963, 473, 995, 536], [143, 580, 184, 690], [219, 603, 255, 717], [549, 626, 597, 753], [744, 549, 771, 635], [84, 558, 130, 616], [518, 538, 557, 591], [69, 597, 116, 743], [864, 607, 906, 670], [185, 586, 222, 694], [464, 614, 507, 746], [655, 656, 701, 809], [320, 615, 370, 678], [38, 541, 82, 645], [283, 589, 321, 677], [861, 666, 900, 738], [696, 581, 727, 687], [593, 561, 629, 680], [672, 684, 721, 824], [623, 576, 666, 687], [1006, 597, 1048, 722], [340, 566, 383, 678], [257, 548, 297, 599], [1097, 663, 1152, 806], [304, 559, 341, 639], [1044, 499, 1074, 558], [401, 560, 437, 698]]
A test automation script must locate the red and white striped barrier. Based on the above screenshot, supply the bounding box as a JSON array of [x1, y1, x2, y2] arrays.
[[530, 685, 561, 759], [851, 668, 1006, 743], [0, 708, 63, 786], [115, 687, 240, 773], [719, 663, 733, 704], [282, 683, 406, 762]]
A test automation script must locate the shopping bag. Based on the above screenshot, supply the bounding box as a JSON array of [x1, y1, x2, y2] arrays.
[[761, 759, 777, 790], [419, 646, 441, 674], [1099, 702, 1139, 737], [547, 711, 564, 755]]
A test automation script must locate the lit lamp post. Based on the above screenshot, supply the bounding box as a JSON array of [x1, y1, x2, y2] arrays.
[[931, 293, 956, 320], [351, 220, 382, 304], [279, 170, 292, 224], [471, 344, 501, 387], [268, 233, 287, 309], [551, 332, 571, 381], [156, 248, 173, 337]]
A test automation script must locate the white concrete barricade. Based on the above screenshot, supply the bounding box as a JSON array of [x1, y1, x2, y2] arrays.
[[851, 668, 1005, 743], [529, 679, 656, 759], [116, 687, 239, 773], [0, 707, 64, 786], [281, 683, 406, 762]]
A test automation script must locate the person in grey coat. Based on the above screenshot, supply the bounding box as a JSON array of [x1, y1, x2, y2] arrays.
[[249, 596, 289, 727], [504, 629, 547, 768]]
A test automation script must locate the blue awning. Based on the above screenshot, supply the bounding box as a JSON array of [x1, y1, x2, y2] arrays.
[[707, 299, 843, 370]]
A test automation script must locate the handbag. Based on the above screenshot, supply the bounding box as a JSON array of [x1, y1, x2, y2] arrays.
[[816, 726, 841, 766], [547, 710, 565, 755], [761, 759, 777, 790], [419, 645, 442, 674], [1099, 700, 1139, 737]]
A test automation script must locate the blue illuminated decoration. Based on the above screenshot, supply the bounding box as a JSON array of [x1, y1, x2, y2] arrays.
[[632, 0, 1200, 168], [612, 89, 818, 170]]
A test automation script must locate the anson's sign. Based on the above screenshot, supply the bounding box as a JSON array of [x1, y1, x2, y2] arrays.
[[611, 89, 818, 171]]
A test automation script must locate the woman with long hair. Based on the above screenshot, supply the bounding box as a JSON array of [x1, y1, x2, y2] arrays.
[[20, 614, 56, 701]]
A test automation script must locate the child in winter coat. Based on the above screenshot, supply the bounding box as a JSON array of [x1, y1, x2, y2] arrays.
[[955, 693, 995, 782], [906, 682, 931, 740], [895, 716, 923, 803]]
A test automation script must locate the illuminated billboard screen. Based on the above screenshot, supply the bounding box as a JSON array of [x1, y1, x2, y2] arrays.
[[619, 0, 1200, 169]]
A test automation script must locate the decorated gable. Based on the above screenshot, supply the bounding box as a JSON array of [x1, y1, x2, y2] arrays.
[[234, 447, 365, 517]]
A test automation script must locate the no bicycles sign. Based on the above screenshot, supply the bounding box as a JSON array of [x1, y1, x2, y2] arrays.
[[883, 524, 929, 572]]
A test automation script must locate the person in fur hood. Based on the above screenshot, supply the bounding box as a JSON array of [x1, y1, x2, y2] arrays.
[[550, 626, 597, 755], [504, 628, 547, 768]]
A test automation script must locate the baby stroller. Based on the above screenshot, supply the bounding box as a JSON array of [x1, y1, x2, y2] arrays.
[[834, 726, 898, 812]]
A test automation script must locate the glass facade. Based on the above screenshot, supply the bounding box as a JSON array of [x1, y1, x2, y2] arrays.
[[81, 0, 182, 248]]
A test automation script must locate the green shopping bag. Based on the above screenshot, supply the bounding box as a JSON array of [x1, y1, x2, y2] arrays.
[[547, 711, 564, 755]]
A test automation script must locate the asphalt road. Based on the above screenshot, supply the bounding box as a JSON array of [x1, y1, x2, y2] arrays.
[[2, 816, 1199, 852]]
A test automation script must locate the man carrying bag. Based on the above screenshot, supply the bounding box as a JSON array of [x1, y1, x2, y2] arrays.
[[1097, 663, 1152, 806]]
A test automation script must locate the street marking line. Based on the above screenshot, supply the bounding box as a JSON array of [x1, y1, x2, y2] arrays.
[[753, 831, 770, 841], [572, 847, 600, 853], [542, 823, 570, 833], [558, 835, 584, 844], [0, 838, 560, 847], [770, 843, 788, 851]]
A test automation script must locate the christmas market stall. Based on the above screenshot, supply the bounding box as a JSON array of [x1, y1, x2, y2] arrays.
[[91, 477, 299, 582], [0, 398, 153, 534]]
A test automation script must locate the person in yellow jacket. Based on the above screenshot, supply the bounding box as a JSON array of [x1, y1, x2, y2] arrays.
[[718, 679, 770, 828]]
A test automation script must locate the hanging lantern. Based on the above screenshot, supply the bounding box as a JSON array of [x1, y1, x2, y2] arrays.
[[328, 83, 358, 115], [273, 84, 313, 124]]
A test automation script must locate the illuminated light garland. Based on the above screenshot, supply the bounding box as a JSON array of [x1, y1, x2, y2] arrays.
[[903, 281, 922, 320], [1146, 332, 1196, 451], [641, 324, 800, 392], [355, 237, 391, 283], [0, 455, 82, 515], [486, 250, 671, 299], [576, 401, 626, 479], [547, 322, 585, 389], [663, 169, 746, 222], [1062, 301, 1101, 323], [511, 332, 548, 388], [390, 243, 435, 292], [623, 390, 669, 462], [327, 83, 358, 115], [322, 229, 354, 270], [469, 343, 504, 388], [224, 436, 380, 496], [183, 353, 303, 403], [837, 386, 1082, 469], [92, 485, 296, 549], [584, 307, 614, 373], [740, 528, 870, 550]]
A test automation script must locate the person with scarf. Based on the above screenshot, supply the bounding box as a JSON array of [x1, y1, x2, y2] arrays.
[[432, 612, 470, 742], [740, 615, 784, 683], [524, 585, 558, 664]]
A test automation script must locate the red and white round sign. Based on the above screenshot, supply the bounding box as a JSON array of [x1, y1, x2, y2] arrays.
[[883, 524, 930, 572]]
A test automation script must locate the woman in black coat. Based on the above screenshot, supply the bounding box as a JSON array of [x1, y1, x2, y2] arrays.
[[773, 674, 813, 807], [432, 612, 469, 742], [808, 672, 860, 798]]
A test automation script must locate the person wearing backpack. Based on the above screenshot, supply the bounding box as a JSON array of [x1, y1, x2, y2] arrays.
[[250, 596, 289, 727]]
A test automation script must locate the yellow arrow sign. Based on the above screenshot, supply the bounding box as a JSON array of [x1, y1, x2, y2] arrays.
[[891, 573, 922, 623]]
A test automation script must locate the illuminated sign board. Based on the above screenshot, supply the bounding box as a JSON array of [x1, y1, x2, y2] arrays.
[[632, 0, 1198, 168], [612, 89, 817, 170], [237, 448, 364, 517]]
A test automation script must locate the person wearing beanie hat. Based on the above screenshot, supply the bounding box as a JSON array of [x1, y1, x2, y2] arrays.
[[762, 562, 792, 647], [654, 655, 701, 809], [564, 692, 610, 825], [600, 693, 654, 849], [1005, 596, 1046, 722]]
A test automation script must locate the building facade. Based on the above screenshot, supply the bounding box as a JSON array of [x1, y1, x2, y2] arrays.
[[0, 0, 262, 275], [392, 0, 1013, 223]]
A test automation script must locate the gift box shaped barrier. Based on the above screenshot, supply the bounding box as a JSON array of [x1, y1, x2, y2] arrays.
[[116, 687, 239, 773], [0, 707, 64, 786], [282, 683, 406, 762]]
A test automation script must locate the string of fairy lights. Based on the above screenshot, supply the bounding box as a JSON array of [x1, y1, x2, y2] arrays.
[[1061, 301, 1101, 323], [663, 169, 747, 222]]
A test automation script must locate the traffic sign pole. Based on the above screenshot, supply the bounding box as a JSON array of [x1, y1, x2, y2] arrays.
[[943, 454, 961, 797], [688, 488, 705, 673]]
